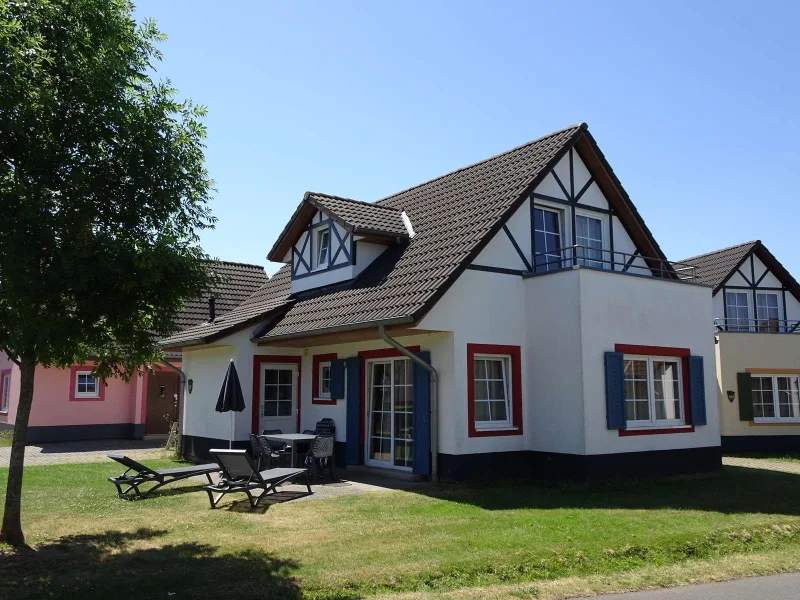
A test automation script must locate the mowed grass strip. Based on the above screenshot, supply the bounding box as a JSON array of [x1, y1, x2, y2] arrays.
[[1, 461, 800, 599]]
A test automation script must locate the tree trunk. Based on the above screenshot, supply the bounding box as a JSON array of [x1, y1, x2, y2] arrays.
[[0, 355, 36, 546]]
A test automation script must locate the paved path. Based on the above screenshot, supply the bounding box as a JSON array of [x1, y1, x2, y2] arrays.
[[587, 572, 800, 599], [0, 439, 165, 467], [723, 455, 800, 475]]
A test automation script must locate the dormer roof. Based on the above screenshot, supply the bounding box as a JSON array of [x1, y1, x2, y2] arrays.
[[268, 192, 409, 262]]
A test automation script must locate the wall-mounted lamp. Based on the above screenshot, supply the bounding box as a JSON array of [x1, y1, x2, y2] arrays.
[[187, 379, 194, 394], [727, 390, 736, 403]]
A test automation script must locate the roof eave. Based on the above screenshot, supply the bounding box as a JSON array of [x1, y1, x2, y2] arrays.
[[251, 316, 415, 345]]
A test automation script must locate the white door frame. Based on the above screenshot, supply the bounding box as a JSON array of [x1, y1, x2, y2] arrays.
[[364, 357, 413, 471], [259, 363, 299, 434]]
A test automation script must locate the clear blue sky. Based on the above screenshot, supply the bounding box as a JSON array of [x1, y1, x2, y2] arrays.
[[135, 1, 800, 276]]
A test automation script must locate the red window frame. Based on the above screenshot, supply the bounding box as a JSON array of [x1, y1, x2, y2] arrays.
[[358, 346, 420, 447], [252, 355, 302, 434], [69, 365, 106, 402], [312, 353, 338, 405], [614, 344, 695, 437], [467, 343, 523, 438]]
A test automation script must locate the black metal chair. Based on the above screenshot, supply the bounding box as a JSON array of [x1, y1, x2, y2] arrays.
[[260, 429, 291, 467], [315, 418, 336, 437], [300, 435, 335, 481]]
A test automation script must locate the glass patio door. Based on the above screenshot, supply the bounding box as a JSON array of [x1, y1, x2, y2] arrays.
[[365, 358, 413, 470], [260, 364, 298, 434]]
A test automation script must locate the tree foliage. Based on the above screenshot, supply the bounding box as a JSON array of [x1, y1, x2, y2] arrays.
[[0, 0, 216, 544]]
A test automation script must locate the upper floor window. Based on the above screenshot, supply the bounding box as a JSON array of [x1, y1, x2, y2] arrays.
[[75, 372, 99, 398], [623, 355, 683, 427], [533, 208, 562, 273], [725, 291, 750, 332], [756, 292, 780, 331], [575, 213, 603, 268], [1, 371, 10, 413], [314, 226, 330, 269], [752, 375, 800, 420]]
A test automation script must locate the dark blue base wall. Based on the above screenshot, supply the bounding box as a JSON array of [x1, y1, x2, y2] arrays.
[[721, 436, 800, 453], [25, 423, 145, 443], [438, 446, 722, 484]]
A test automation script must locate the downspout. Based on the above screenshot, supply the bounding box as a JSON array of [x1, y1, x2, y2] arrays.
[[161, 357, 186, 459], [377, 325, 439, 483]]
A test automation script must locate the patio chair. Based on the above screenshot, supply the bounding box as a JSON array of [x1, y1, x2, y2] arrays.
[[315, 418, 336, 436], [299, 435, 336, 481], [204, 449, 311, 509], [107, 454, 219, 500], [250, 433, 279, 470], [260, 431, 292, 467]]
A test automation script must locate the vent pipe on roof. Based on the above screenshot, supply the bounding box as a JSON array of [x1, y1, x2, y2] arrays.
[[401, 211, 415, 238], [208, 296, 216, 322]]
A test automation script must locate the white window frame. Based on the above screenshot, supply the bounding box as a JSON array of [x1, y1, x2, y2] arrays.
[[364, 357, 414, 471], [313, 225, 330, 270], [472, 353, 513, 430], [74, 371, 100, 398], [574, 210, 607, 269], [751, 374, 800, 423], [0, 372, 10, 413], [725, 291, 752, 332], [533, 202, 566, 273], [756, 292, 781, 331], [318, 361, 332, 399], [623, 355, 685, 429]]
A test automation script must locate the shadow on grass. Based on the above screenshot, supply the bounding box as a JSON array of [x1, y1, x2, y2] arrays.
[[0, 528, 302, 600], [413, 466, 800, 516]]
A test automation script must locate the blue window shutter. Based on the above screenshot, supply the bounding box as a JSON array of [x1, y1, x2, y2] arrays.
[[413, 351, 431, 476], [688, 355, 707, 426], [345, 357, 361, 466], [737, 372, 754, 421], [604, 351, 626, 430], [330, 359, 345, 399]]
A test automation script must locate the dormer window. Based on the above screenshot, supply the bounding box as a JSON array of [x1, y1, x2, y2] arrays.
[[314, 226, 330, 269]]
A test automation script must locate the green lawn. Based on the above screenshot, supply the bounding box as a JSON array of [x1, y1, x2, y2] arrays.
[[0, 430, 12, 447], [1, 461, 800, 599]]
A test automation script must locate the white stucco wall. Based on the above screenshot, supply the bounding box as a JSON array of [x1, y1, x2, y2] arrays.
[[576, 268, 720, 454]]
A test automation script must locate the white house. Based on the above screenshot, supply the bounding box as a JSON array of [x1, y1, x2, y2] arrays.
[[160, 123, 720, 482], [681, 241, 800, 453]]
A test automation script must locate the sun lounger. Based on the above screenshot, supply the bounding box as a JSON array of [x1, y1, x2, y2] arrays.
[[204, 448, 311, 509], [107, 454, 219, 499]]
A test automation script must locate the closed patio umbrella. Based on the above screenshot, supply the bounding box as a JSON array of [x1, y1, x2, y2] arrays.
[[216, 359, 246, 449]]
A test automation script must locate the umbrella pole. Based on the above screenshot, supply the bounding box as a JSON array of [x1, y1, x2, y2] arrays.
[[229, 411, 234, 449]]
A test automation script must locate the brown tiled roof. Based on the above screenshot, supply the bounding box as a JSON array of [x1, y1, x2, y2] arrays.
[[166, 261, 268, 337], [161, 123, 667, 348], [678, 241, 758, 290], [308, 193, 408, 237]]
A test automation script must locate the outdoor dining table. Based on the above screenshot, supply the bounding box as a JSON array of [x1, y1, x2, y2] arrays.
[[263, 433, 317, 468]]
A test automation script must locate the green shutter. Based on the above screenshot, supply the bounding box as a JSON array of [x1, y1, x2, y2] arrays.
[[737, 372, 754, 421]]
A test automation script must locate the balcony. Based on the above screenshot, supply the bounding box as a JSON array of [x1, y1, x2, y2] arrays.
[[714, 318, 800, 334], [529, 245, 698, 283]]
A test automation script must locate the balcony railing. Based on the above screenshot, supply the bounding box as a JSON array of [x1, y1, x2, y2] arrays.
[[714, 318, 800, 334], [531, 245, 698, 283]]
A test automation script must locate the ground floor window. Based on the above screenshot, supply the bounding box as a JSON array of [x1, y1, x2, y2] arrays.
[[75, 372, 99, 398], [1, 371, 10, 412], [752, 374, 800, 420], [472, 355, 512, 429], [623, 356, 683, 427], [366, 357, 413, 469]]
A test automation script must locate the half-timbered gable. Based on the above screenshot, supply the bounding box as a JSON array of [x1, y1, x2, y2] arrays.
[[470, 147, 653, 276], [684, 241, 800, 332], [270, 192, 413, 294]]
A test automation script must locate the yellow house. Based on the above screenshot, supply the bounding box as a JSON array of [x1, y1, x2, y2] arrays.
[[682, 241, 800, 452]]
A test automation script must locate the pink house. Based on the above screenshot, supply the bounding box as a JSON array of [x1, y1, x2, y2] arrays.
[[0, 261, 267, 442]]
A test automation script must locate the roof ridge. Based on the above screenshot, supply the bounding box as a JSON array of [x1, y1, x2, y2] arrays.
[[307, 192, 402, 212], [375, 123, 586, 206], [679, 240, 760, 263], [205, 259, 266, 270]]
